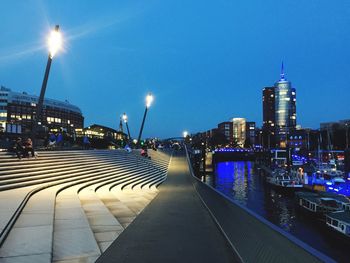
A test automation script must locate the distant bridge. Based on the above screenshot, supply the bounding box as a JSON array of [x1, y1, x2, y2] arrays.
[[212, 148, 257, 162]]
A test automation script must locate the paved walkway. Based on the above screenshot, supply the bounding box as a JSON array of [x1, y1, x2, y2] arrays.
[[96, 151, 239, 263]]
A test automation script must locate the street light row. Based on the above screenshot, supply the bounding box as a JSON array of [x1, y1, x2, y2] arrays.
[[33, 25, 155, 147], [121, 92, 154, 145], [36, 25, 190, 144]]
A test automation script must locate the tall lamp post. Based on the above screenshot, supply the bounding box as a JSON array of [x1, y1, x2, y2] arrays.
[[345, 123, 349, 149], [122, 113, 131, 140], [32, 25, 62, 144], [137, 93, 153, 147]]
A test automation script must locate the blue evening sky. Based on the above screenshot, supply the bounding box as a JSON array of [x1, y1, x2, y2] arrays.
[[0, 0, 349, 138]]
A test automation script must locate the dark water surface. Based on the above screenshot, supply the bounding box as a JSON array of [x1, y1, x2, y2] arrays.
[[204, 161, 348, 263]]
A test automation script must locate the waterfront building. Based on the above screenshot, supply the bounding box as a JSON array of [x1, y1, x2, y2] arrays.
[[288, 128, 320, 152], [215, 119, 255, 147], [245, 121, 256, 146], [232, 118, 246, 147], [262, 87, 275, 131], [0, 86, 83, 135], [287, 129, 307, 150], [218, 121, 233, 142], [84, 124, 126, 141], [262, 87, 276, 148], [262, 63, 296, 148]]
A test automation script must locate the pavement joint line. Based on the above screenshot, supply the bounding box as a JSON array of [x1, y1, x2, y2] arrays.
[[184, 147, 244, 263], [0, 252, 51, 258]]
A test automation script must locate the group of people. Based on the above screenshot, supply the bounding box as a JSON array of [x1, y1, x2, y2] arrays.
[[140, 147, 151, 159], [14, 137, 36, 160], [47, 132, 64, 149]]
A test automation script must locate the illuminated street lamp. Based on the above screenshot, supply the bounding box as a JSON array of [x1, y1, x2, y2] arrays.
[[122, 112, 131, 140], [137, 93, 153, 147], [183, 131, 188, 138], [346, 123, 349, 149], [32, 25, 62, 144]]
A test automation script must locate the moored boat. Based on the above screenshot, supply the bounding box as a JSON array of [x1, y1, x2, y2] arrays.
[[295, 192, 350, 220], [266, 168, 303, 192], [325, 211, 350, 241]]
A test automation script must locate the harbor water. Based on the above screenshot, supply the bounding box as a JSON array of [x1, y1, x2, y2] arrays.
[[204, 161, 348, 263]]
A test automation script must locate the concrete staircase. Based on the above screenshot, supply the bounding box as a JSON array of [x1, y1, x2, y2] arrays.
[[0, 149, 171, 263]]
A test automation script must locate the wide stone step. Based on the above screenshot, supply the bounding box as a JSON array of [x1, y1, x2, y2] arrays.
[[0, 153, 138, 170], [0, 184, 62, 263], [79, 187, 124, 252], [0, 149, 172, 262], [0, 152, 134, 170], [0, 154, 131, 173], [0, 162, 147, 190], [0, 156, 139, 181], [53, 185, 101, 263]]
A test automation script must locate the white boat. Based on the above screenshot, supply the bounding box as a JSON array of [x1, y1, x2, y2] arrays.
[[295, 192, 350, 219], [326, 211, 350, 240], [266, 169, 303, 191], [315, 162, 344, 177]]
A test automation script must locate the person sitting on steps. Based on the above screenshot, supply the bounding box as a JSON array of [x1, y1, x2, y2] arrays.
[[24, 138, 36, 158], [14, 137, 24, 160]]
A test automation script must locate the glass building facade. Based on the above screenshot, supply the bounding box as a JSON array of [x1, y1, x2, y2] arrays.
[[274, 68, 297, 147], [232, 118, 246, 147], [262, 64, 296, 148]]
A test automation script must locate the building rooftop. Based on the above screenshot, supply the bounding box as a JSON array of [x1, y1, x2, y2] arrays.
[[1, 86, 82, 114]]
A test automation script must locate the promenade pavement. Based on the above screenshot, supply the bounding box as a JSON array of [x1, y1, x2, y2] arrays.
[[96, 151, 239, 263]]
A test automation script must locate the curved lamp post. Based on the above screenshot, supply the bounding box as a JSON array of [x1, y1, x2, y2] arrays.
[[32, 25, 62, 144], [122, 112, 131, 140], [137, 93, 153, 147]]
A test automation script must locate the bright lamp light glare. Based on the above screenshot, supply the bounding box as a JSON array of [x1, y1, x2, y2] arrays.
[[122, 113, 128, 122], [183, 131, 188, 138], [48, 29, 62, 58], [146, 93, 153, 108]]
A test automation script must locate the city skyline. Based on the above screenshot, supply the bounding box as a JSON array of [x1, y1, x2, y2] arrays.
[[0, 1, 350, 138]]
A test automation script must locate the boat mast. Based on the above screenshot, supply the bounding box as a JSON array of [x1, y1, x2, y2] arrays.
[[327, 127, 335, 161]]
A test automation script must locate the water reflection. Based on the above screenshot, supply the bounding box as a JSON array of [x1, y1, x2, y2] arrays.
[[206, 161, 348, 262], [213, 161, 294, 230]]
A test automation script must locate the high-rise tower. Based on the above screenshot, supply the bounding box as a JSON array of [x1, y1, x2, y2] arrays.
[[262, 63, 296, 148]]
